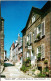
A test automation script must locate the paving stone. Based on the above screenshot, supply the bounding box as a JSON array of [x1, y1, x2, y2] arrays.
[[1, 61, 33, 78]]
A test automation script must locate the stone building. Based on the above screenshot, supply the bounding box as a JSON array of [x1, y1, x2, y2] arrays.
[[10, 34, 22, 65], [18, 39, 22, 64], [4, 50, 7, 61], [21, 1, 51, 75], [10, 42, 15, 62], [0, 17, 4, 65]]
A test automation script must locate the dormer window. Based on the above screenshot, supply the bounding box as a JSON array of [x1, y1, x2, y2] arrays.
[[32, 15, 35, 23]]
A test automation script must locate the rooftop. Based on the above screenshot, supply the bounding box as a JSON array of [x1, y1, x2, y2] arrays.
[[21, 1, 51, 33]]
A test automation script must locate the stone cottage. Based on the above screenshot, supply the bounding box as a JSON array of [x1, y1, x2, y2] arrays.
[[21, 1, 51, 76]]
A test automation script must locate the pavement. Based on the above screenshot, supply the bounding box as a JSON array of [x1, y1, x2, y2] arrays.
[[0, 65, 4, 73], [1, 61, 33, 78]]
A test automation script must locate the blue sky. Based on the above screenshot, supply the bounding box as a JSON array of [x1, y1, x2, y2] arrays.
[[1, 1, 47, 58]]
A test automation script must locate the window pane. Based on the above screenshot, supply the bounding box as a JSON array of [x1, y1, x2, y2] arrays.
[[38, 46, 41, 53], [32, 15, 35, 23]]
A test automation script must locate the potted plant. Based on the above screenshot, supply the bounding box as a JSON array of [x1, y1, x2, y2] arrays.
[[37, 53, 41, 61], [26, 57, 31, 67], [37, 33, 40, 39], [27, 42, 29, 46], [44, 60, 48, 64], [43, 67, 49, 77]]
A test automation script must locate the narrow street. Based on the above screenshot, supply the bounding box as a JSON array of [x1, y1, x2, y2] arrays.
[[1, 61, 33, 78]]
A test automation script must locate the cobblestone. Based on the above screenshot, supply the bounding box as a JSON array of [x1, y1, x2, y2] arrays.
[[1, 61, 33, 78]]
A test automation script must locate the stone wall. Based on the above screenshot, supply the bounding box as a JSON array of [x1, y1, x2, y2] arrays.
[[0, 18, 4, 65], [22, 10, 50, 72]]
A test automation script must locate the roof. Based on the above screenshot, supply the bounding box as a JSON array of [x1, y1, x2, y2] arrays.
[[41, 1, 51, 12], [21, 1, 51, 33], [21, 7, 41, 33]]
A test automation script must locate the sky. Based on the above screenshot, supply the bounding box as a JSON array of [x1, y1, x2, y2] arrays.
[[1, 1, 47, 58]]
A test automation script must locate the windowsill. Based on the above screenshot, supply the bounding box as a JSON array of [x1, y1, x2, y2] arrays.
[[42, 58, 45, 61], [42, 35, 45, 38], [30, 42, 32, 45], [37, 59, 41, 61], [25, 43, 32, 48], [34, 35, 45, 43], [37, 58, 45, 62]]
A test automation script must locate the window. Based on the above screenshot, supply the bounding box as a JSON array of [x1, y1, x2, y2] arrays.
[[33, 21, 45, 42], [32, 15, 35, 23], [27, 34, 29, 42], [41, 21, 45, 36], [33, 32, 35, 41], [41, 44, 45, 59], [27, 34, 30, 45], [29, 33, 31, 43], [37, 44, 45, 59], [29, 32, 32, 44], [27, 51, 30, 57], [37, 46, 41, 54], [36, 24, 42, 39], [33, 28, 37, 41], [27, 32, 32, 45], [37, 24, 41, 34]]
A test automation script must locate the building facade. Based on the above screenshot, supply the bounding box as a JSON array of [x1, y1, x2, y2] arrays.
[[22, 1, 51, 75], [10, 34, 23, 65], [0, 17, 4, 65], [10, 42, 15, 61]]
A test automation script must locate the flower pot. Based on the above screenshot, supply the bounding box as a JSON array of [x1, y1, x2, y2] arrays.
[[46, 72, 49, 75], [37, 57, 41, 61], [46, 72, 49, 77], [37, 33, 41, 40]]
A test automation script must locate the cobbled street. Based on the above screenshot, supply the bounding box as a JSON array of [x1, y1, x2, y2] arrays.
[[1, 61, 33, 79]]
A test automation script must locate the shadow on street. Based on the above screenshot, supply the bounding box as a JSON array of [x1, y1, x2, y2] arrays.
[[4, 62, 14, 67], [0, 75, 6, 78]]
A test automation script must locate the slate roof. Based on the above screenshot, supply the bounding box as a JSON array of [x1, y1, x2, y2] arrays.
[[21, 1, 51, 33]]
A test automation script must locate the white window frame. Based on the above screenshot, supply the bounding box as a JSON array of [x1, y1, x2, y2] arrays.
[[37, 24, 41, 34], [41, 44, 45, 59], [32, 15, 35, 23], [27, 35, 28, 42], [37, 46, 41, 55], [29, 32, 32, 43], [41, 20, 45, 36], [33, 28, 36, 41], [27, 51, 30, 57]]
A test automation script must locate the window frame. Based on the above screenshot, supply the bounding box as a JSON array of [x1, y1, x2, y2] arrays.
[[41, 20, 45, 36], [37, 45, 41, 55], [32, 15, 35, 23]]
